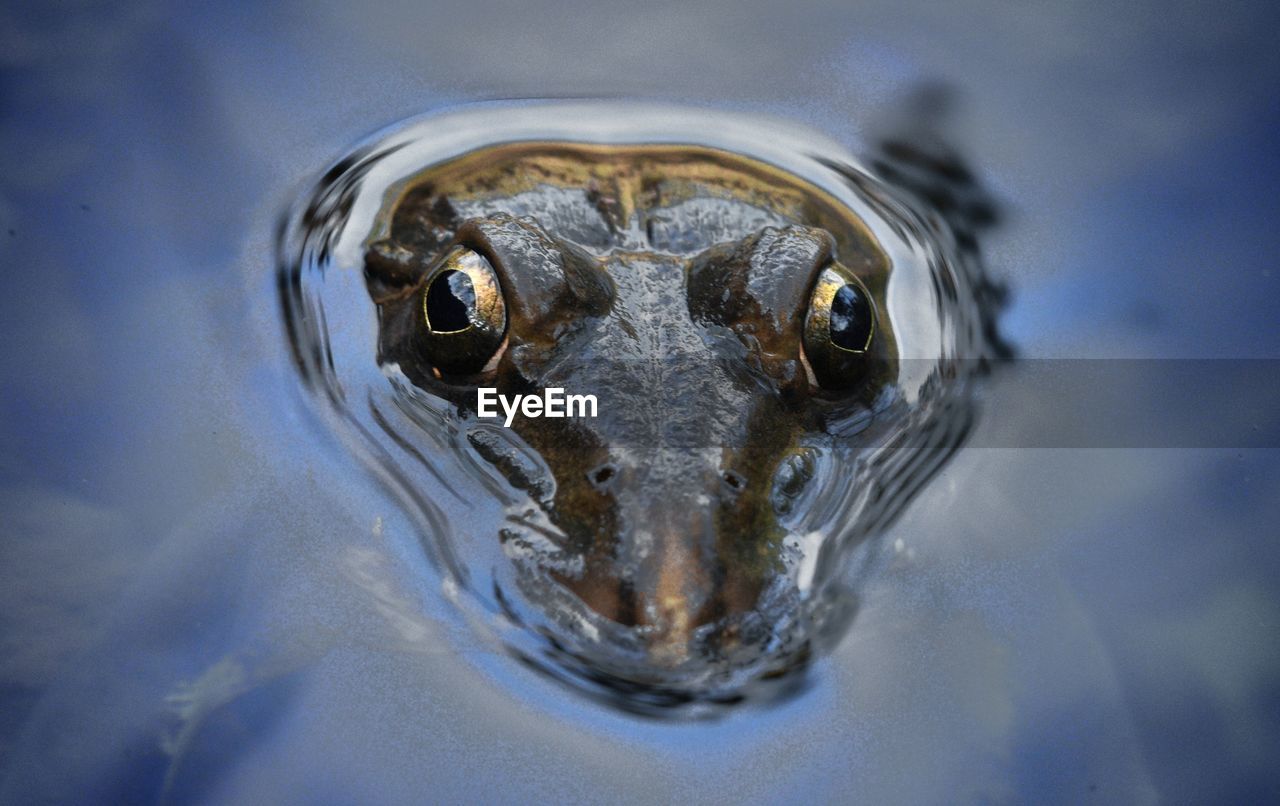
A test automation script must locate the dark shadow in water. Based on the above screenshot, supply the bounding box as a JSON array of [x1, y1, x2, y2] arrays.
[[868, 83, 1015, 364]]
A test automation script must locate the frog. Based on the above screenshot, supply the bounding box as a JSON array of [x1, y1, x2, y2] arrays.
[[361, 142, 899, 693]]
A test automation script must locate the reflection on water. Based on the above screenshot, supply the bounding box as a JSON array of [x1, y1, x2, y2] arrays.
[[277, 101, 1010, 714]]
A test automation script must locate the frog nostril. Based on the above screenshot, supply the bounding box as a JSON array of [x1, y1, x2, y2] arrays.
[[721, 470, 746, 493], [588, 463, 618, 490]]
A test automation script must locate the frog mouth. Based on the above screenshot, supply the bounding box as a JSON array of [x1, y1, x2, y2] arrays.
[[490, 497, 826, 695], [495, 525, 819, 709]]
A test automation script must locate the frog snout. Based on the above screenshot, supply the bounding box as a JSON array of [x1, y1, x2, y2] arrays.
[[583, 465, 767, 662]]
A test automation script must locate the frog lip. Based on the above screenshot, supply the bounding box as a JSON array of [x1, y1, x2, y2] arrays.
[[503, 514, 800, 668], [508, 551, 812, 695]]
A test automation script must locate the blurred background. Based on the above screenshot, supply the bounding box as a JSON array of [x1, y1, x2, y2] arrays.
[[2, 1, 1278, 801]]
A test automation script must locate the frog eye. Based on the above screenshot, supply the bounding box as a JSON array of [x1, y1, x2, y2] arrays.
[[419, 245, 507, 375], [802, 262, 876, 389]]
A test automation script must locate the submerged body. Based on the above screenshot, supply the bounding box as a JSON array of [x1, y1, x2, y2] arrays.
[[364, 143, 898, 682]]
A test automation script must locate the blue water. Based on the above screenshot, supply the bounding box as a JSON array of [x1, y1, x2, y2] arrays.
[[2, 1, 1279, 802]]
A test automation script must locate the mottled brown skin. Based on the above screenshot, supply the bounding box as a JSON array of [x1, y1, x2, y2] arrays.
[[364, 143, 896, 664]]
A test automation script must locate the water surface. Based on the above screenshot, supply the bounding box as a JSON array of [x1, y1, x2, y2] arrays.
[[2, 1, 1279, 802]]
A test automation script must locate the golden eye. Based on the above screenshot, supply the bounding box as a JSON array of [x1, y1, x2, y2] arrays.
[[802, 262, 876, 389], [419, 245, 507, 375]]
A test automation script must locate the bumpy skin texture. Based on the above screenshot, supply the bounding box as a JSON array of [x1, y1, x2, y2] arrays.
[[364, 143, 896, 662]]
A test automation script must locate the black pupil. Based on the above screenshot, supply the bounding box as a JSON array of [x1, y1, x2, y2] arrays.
[[829, 282, 872, 351], [426, 270, 475, 332]]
